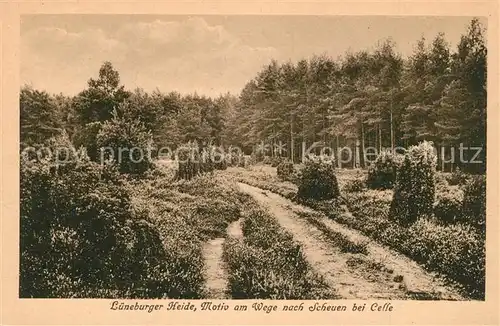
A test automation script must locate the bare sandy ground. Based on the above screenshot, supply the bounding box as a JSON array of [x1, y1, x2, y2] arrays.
[[237, 182, 464, 300]]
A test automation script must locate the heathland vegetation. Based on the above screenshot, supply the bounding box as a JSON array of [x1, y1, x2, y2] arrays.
[[20, 18, 486, 299]]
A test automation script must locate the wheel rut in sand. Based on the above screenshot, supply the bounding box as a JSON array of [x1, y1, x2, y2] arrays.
[[202, 219, 243, 299], [237, 182, 464, 300], [202, 238, 228, 299]]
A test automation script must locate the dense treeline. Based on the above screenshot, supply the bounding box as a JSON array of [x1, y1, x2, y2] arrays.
[[227, 18, 486, 173], [21, 62, 237, 158], [21, 18, 486, 173]]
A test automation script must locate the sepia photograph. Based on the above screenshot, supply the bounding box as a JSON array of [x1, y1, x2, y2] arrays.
[[18, 14, 487, 303]]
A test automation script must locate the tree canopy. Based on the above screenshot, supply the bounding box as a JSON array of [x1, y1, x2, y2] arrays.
[[20, 18, 486, 173]]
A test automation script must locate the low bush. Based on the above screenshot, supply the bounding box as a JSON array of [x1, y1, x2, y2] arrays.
[[341, 189, 484, 299], [262, 156, 272, 165], [271, 157, 283, 167], [245, 155, 256, 167], [174, 145, 216, 180], [20, 134, 181, 298], [405, 218, 485, 299], [236, 155, 253, 168], [211, 147, 227, 171], [435, 173, 449, 191], [277, 160, 295, 182], [341, 191, 392, 237], [224, 153, 238, 167], [223, 207, 332, 299], [188, 198, 241, 240], [252, 150, 265, 163], [366, 150, 401, 190], [447, 168, 470, 186], [389, 141, 437, 225], [297, 160, 340, 202], [462, 175, 486, 231], [433, 191, 463, 225], [147, 210, 205, 298], [344, 179, 365, 193]]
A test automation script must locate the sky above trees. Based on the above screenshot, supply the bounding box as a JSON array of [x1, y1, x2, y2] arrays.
[[21, 15, 486, 97]]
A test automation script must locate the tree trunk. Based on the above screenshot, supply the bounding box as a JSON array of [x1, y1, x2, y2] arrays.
[[354, 139, 359, 169], [323, 112, 327, 145], [336, 134, 341, 169], [390, 108, 395, 150], [272, 125, 276, 158], [290, 113, 294, 163], [302, 120, 306, 162], [441, 145, 445, 172], [378, 123, 382, 152], [361, 123, 366, 168]]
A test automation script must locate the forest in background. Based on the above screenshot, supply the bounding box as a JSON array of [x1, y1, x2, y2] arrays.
[[20, 18, 486, 173], [18, 17, 487, 300]]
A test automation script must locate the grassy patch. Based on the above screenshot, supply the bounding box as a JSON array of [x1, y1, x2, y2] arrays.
[[340, 184, 485, 299], [295, 210, 368, 255], [126, 168, 249, 298], [227, 166, 485, 299], [223, 206, 334, 299]]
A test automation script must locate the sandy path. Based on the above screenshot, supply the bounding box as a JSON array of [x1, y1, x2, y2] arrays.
[[202, 238, 228, 299], [202, 219, 243, 299], [227, 218, 244, 240], [237, 182, 465, 300]]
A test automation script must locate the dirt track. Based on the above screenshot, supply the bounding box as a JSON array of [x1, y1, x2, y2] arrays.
[[236, 182, 464, 300]]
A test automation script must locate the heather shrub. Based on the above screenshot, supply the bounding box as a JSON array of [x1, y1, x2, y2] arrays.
[[277, 160, 295, 181], [344, 179, 365, 193], [199, 149, 216, 174], [251, 151, 264, 163], [237, 157, 246, 168], [366, 150, 402, 189], [175, 146, 200, 180], [447, 167, 470, 186], [211, 147, 227, 170], [297, 160, 339, 202], [262, 156, 272, 165], [435, 172, 449, 188], [148, 209, 205, 298], [433, 190, 463, 225], [188, 198, 241, 240], [223, 207, 331, 299], [237, 155, 252, 168], [271, 156, 283, 167], [389, 141, 437, 225], [406, 218, 485, 299], [20, 135, 171, 298], [214, 159, 228, 170], [245, 155, 256, 167], [97, 110, 154, 175], [227, 153, 251, 168], [224, 152, 239, 167], [462, 175, 486, 231], [175, 144, 216, 180]]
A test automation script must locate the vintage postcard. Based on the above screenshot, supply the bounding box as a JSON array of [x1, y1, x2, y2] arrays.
[[1, 1, 499, 325]]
